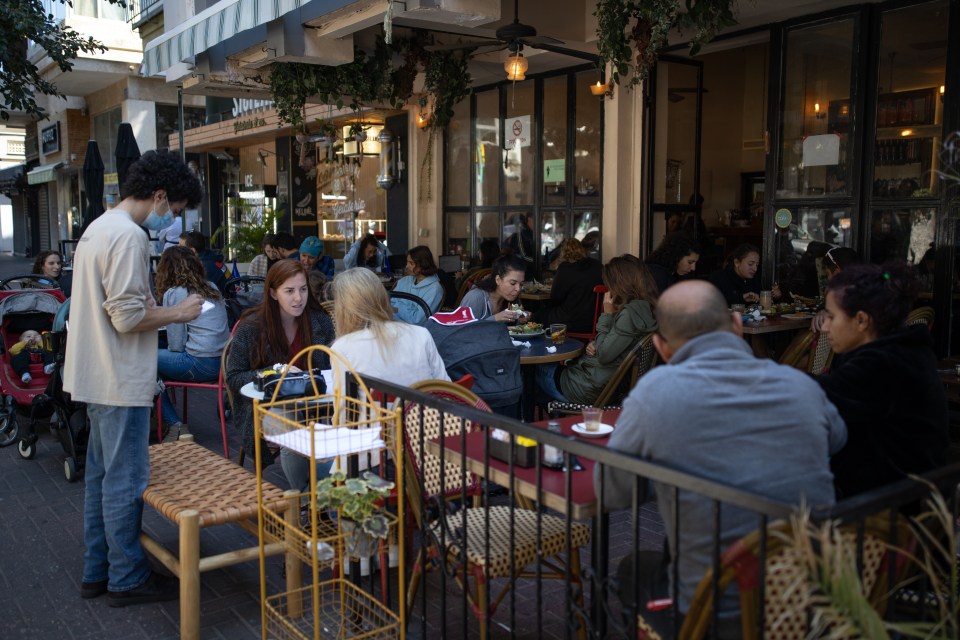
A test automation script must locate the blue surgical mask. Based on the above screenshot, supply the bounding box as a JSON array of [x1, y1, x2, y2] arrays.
[[144, 209, 174, 231]]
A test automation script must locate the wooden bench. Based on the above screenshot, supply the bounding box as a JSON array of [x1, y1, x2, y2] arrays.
[[141, 437, 299, 640]]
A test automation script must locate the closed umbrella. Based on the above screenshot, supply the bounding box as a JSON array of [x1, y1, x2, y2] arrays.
[[115, 122, 141, 192], [82, 140, 105, 226]]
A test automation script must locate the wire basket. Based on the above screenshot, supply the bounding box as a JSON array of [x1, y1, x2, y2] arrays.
[[263, 580, 400, 640]]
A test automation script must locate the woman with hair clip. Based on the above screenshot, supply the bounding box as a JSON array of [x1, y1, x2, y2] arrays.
[[155, 246, 231, 438], [391, 245, 444, 324], [225, 260, 335, 488], [533, 237, 603, 335], [331, 267, 448, 387], [536, 255, 659, 405], [459, 253, 530, 322], [817, 262, 948, 497]]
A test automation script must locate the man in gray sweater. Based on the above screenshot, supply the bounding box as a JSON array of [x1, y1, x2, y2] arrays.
[[598, 280, 846, 636]]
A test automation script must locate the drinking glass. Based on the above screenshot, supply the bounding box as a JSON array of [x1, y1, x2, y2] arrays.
[[582, 407, 602, 432], [549, 323, 567, 344], [759, 290, 773, 309]]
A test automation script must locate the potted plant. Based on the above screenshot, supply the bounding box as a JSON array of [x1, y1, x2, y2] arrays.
[[316, 469, 395, 558]]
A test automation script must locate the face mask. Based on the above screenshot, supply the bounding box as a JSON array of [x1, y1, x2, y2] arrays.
[[143, 209, 174, 231]]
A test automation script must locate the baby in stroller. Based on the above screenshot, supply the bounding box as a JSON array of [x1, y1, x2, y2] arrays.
[[10, 330, 56, 384]]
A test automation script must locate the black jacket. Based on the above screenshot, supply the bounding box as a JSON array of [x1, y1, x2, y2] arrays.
[[533, 258, 603, 334], [709, 267, 760, 305], [817, 325, 948, 498], [645, 262, 676, 295]]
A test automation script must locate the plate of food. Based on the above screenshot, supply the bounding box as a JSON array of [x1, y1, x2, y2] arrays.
[[782, 312, 815, 319], [509, 322, 545, 337]]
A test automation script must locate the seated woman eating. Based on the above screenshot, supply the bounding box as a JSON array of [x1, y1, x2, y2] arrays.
[[532, 238, 603, 335], [536, 255, 658, 405], [644, 232, 700, 295], [155, 246, 231, 438], [817, 262, 948, 498], [392, 245, 444, 324], [460, 254, 529, 322], [225, 260, 336, 489], [332, 267, 449, 386], [709, 243, 781, 306]]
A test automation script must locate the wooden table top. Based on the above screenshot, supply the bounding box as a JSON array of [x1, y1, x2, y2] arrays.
[[741, 315, 812, 335], [519, 290, 551, 302], [425, 411, 620, 520], [517, 336, 584, 365]]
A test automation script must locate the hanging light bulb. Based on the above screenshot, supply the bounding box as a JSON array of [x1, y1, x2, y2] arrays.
[[504, 51, 528, 81]]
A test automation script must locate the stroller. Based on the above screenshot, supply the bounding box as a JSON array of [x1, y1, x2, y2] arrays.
[[0, 285, 68, 467]]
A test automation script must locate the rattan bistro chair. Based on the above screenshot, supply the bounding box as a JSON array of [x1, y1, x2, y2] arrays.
[[403, 382, 589, 638], [548, 333, 657, 417], [779, 329, 835, 375], [634, 515, 910, 640], [906, 306, 934, 330], [455, 268, 491, 306]]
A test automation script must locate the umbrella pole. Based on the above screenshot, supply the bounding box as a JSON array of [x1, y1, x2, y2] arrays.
[[178, 87, 186, 162]]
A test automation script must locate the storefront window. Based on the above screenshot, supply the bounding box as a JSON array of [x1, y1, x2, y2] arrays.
[[869, 207, 936, 266], [504, 82, 535, 206], [541, 210, 567, 265], [476, 92, 500, 207], [156, 105, 206, 150], [574, 70, 601, 207], [543, 77, 567, 207], [777, 19, 856, 199], [775, 206, 854, 298], [446, 97, 471, 207]]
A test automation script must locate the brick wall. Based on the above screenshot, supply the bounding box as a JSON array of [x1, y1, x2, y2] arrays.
[[65, 109, 91, 166]]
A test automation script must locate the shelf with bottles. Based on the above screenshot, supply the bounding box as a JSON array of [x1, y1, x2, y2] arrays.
[[254, 346, 404, 639], [320, 218, 386, 242]]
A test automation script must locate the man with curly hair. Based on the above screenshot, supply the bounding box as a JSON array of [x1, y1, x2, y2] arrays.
[[64, 150, 204, 607]]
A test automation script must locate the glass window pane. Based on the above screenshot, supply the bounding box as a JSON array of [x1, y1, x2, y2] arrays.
[[541, 210, 567, 267], [653, 60, 700, 205], [476, 90, 500, 207], [869, 207, 936, 265], [444, 211, 470, 258], [476, 210, 501, 250], [572, 211, 600, 261], [502, 211, 534, 262], [100, 0, 126, 20], [871, 1, 948, 199], [777, 20, 855, 198], [445, 96, 471, 206], [543, 76, 567, 207], [775, 206, 854, 298], [575, 70, 601, 207], [504, 82, 535, 205]]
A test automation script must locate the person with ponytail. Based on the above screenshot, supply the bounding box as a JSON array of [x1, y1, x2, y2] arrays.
[[817, 262, 948, 497]]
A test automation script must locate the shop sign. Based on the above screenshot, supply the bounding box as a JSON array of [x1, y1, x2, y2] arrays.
[[41, 122, 60, 154], [332, 199, 365, 216], [233, 117, 267, 134], [104, 172, 119, 185], [232, 99, 274, 118], [774, 208, 792, 229], [543, 158, 565, 183], [505, 115, 531, 149]]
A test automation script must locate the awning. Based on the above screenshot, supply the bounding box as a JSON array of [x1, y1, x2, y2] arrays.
[[142, 0, 333, 77], [0, 164, 25, 192], [27, 162, 63, 185]]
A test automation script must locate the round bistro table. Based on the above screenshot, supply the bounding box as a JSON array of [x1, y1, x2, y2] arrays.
[[516, 336, 584, 421]]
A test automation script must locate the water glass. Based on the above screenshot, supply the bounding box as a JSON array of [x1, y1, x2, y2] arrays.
[[759, 290, 773, 309], [582, 407, 602, 432], [549, 323, 567, 344]]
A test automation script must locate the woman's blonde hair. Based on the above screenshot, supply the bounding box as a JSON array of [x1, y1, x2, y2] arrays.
[[333, 268, 395, 344], [558, 237, 587, 263]]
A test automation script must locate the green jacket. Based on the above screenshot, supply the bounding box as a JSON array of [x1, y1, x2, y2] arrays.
[[559, 299, 658, 405]]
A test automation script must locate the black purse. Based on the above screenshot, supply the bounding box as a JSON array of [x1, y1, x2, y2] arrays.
[[257, 368, 327, 399]]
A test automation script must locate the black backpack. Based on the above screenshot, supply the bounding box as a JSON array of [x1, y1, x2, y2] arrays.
[[425, 319, 522, 410]]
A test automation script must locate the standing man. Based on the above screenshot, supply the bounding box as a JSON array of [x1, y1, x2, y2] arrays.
[[66, 150, 204, 606], [597, 280, 846, 636]]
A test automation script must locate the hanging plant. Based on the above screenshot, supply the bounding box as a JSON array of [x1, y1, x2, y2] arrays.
[[594, 0, 739, 88]]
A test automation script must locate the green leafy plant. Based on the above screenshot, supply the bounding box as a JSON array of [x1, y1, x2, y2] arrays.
[[211, 200, 284, 262], [316, 470, 395, 540], [594, 0, 739, 88]]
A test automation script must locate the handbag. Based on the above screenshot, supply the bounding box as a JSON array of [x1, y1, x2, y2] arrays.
[[257, 368, 327, 399]]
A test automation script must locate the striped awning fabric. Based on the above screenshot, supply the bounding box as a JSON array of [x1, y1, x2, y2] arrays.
[[141, 0, 327, 77], [27, 162, 63, 185]]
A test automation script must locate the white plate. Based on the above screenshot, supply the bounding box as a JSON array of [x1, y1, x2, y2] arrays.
[[509, 328, 545, 338], [571, 422, 614, 438]]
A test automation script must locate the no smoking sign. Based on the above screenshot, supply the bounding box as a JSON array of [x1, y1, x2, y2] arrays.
[[506, 115, 531, 149]]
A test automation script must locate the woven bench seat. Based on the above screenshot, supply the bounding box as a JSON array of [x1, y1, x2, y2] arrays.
[[141, 437, 300, 640]]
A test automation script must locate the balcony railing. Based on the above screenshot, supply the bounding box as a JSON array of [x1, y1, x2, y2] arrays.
[[127, 0, 163, 26]]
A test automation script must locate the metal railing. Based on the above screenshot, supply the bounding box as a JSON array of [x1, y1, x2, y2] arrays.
[[343, 373, 960, 639], [127, 0, 163, 26]]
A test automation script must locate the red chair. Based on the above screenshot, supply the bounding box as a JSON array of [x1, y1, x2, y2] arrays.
[[568, 284, 608, 341]]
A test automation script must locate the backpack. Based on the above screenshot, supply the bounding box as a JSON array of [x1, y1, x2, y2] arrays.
[[425, 319, 522, 409]]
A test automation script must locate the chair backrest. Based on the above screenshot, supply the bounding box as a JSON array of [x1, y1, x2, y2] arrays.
[[590, 285, 609, 335], [808, 332, 834, 375], [455, 268, 491, 306], [778, 330, 817, 370], [679, 515, 910, 640], [593, 333, 654, 407], [403, 380, 488, 526], [320, 300, 336, 332], [388, 290, 433, 322], [906, 306, 934, 330]]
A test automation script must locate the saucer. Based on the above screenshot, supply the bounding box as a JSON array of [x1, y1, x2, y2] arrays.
[[571, 423, 614, 438]]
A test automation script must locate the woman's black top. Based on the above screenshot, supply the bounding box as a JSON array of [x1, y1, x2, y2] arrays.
[[709, 267, 760, 305]]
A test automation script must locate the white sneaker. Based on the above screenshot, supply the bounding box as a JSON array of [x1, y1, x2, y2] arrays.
[[21, 372, 31, 384], [44, 363, 55, 375]]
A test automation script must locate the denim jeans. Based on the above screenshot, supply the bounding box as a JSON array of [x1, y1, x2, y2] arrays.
[[83, 403, 151, 592], [157, 349, 221, 425], [535, 363, 569, 403], [280, 449, 334, 493]]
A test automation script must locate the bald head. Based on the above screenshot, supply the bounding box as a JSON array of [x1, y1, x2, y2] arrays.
[[655, 281, 737, 348]]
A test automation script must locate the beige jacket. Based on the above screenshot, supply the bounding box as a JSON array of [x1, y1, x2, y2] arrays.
[[63, 209, 158, 406]]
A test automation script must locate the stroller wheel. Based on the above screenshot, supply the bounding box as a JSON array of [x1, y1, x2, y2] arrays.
[[64, 457, 79, 482], [17, 439, 36, 460], [0, 412, 19, 447]]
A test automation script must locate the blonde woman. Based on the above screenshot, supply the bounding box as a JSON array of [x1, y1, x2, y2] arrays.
[[331, 268, 448, 386]]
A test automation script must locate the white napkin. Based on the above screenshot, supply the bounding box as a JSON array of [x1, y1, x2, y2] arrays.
[[201, 300, 215, 313], [511, 339, 532, 348], [545, 345, 557, 353]]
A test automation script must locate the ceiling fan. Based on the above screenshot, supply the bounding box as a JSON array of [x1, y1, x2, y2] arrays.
[[425, 0, 596, 66]]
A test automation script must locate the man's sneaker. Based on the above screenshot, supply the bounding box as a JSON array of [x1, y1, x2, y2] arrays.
[[80, 579, 108, 599], [107, 572, 178, 608]]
